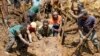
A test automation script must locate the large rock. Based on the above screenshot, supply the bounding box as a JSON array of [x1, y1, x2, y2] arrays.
[[28, 37, 64, 56]]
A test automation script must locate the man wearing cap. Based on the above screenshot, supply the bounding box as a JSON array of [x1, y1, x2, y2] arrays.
[[77, 12, 100, 52], [27, 22, 37, 42]]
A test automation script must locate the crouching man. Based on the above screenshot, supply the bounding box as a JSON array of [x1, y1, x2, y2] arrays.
[[5, 18, 31, 54], [37, 20, 53, 39], [49, 11, 62, 36]]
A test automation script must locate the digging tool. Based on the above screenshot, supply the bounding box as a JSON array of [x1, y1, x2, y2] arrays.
[[72, 25, 97, 55], [71, 38, 95, 56], [61, 17, 67, 45], [71, 38, 83, 56], [71, 31, 96, 56]]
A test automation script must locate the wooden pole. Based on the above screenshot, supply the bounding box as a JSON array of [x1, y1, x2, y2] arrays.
[[1, 0, 8, 25], [0, 0, 8, 35]]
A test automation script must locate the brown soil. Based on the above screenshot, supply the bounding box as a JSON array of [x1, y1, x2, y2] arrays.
[[0, 0, 100, 56]]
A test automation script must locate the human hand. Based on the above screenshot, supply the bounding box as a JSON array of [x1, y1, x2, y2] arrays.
[[54, 29, 61, 32], [28, 43, 33, 47], [27, 30, 30, 34], [68, 10, 72, 13], [58, 29, 61, 32], [39, 36, 42, 40], [82, 36, 87, 40], [54, 29, 58, 31]]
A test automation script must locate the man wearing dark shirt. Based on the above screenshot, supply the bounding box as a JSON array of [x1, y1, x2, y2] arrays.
[[78, 12, 100, 52], [78, 15, 95, 33], [37, 20, 53, 39]]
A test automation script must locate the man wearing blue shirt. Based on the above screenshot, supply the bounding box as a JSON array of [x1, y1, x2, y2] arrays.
[[78, 12, 100, 52], [28, 0, 41, 22]]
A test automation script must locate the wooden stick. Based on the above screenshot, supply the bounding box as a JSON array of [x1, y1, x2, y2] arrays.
[[71, 38, 83, 56], [1, 0, 8, 25], [0, 0, 9, 35], [61, 17, 67, 45], [71, 28, 97, 56]]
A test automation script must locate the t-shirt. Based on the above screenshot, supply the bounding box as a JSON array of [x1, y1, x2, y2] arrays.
[[38, 26, 53, 37], [27, 25, 36, 33], [29, 6, 39, 14], [49, 15, 62, 25], [29, 0, 41, 14], [9, 25, 22, 37], [78, 16, 96, 33], [32, 0, 41, 6]]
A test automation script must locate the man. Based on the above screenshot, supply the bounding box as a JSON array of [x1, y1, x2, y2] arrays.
[[49, 11, 62, 36], [71, 0, 79, 15], [71, 0, 84, 14], [44, 0, 52, 18], [5, 18, 31, 54], [78, 12, 100, 52], [69, 0, 85, 22], [10, 0, 21, 8], [27, 22, 37, 42], [51, 0, 60, 12], [27, 22, 37, 33], [37, 20, 53, 39], [28, 0, 41, 22]]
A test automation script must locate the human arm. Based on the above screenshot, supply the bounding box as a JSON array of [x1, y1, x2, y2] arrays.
[[27, 25, 33, 43], [49, 28, 53, 37], [36, 29, 43, 40], [51, 0, 53, 5], [79, 18, 96, 39], [27, 29, 33, 43], [18, 32, 30, 45], [16, 26, 30, 45], [69, 10, 84, 19], [78, 27, 84, 38], [85, 19, 96, 38], [77, 18, 86, 39]]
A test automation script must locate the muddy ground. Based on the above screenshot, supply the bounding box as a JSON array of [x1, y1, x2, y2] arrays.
[[0, 21, 100, 56], [0, 0, 100, 56]]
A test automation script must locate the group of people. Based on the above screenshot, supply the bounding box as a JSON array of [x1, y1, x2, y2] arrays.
[[4, 0, 100, 55], [5, 3, 63, 55]]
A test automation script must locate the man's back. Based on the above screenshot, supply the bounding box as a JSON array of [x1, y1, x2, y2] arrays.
[[9, 25, 22, 36]]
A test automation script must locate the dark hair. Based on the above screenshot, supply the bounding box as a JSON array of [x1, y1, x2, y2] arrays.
[[52, 11, 58, 15], [43, 20, 49, 24], [83, 11, 88, 16]]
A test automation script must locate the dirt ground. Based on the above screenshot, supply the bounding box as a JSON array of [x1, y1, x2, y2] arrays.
[[0, 0, 100, 56], [0, 22, 100, 56]]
